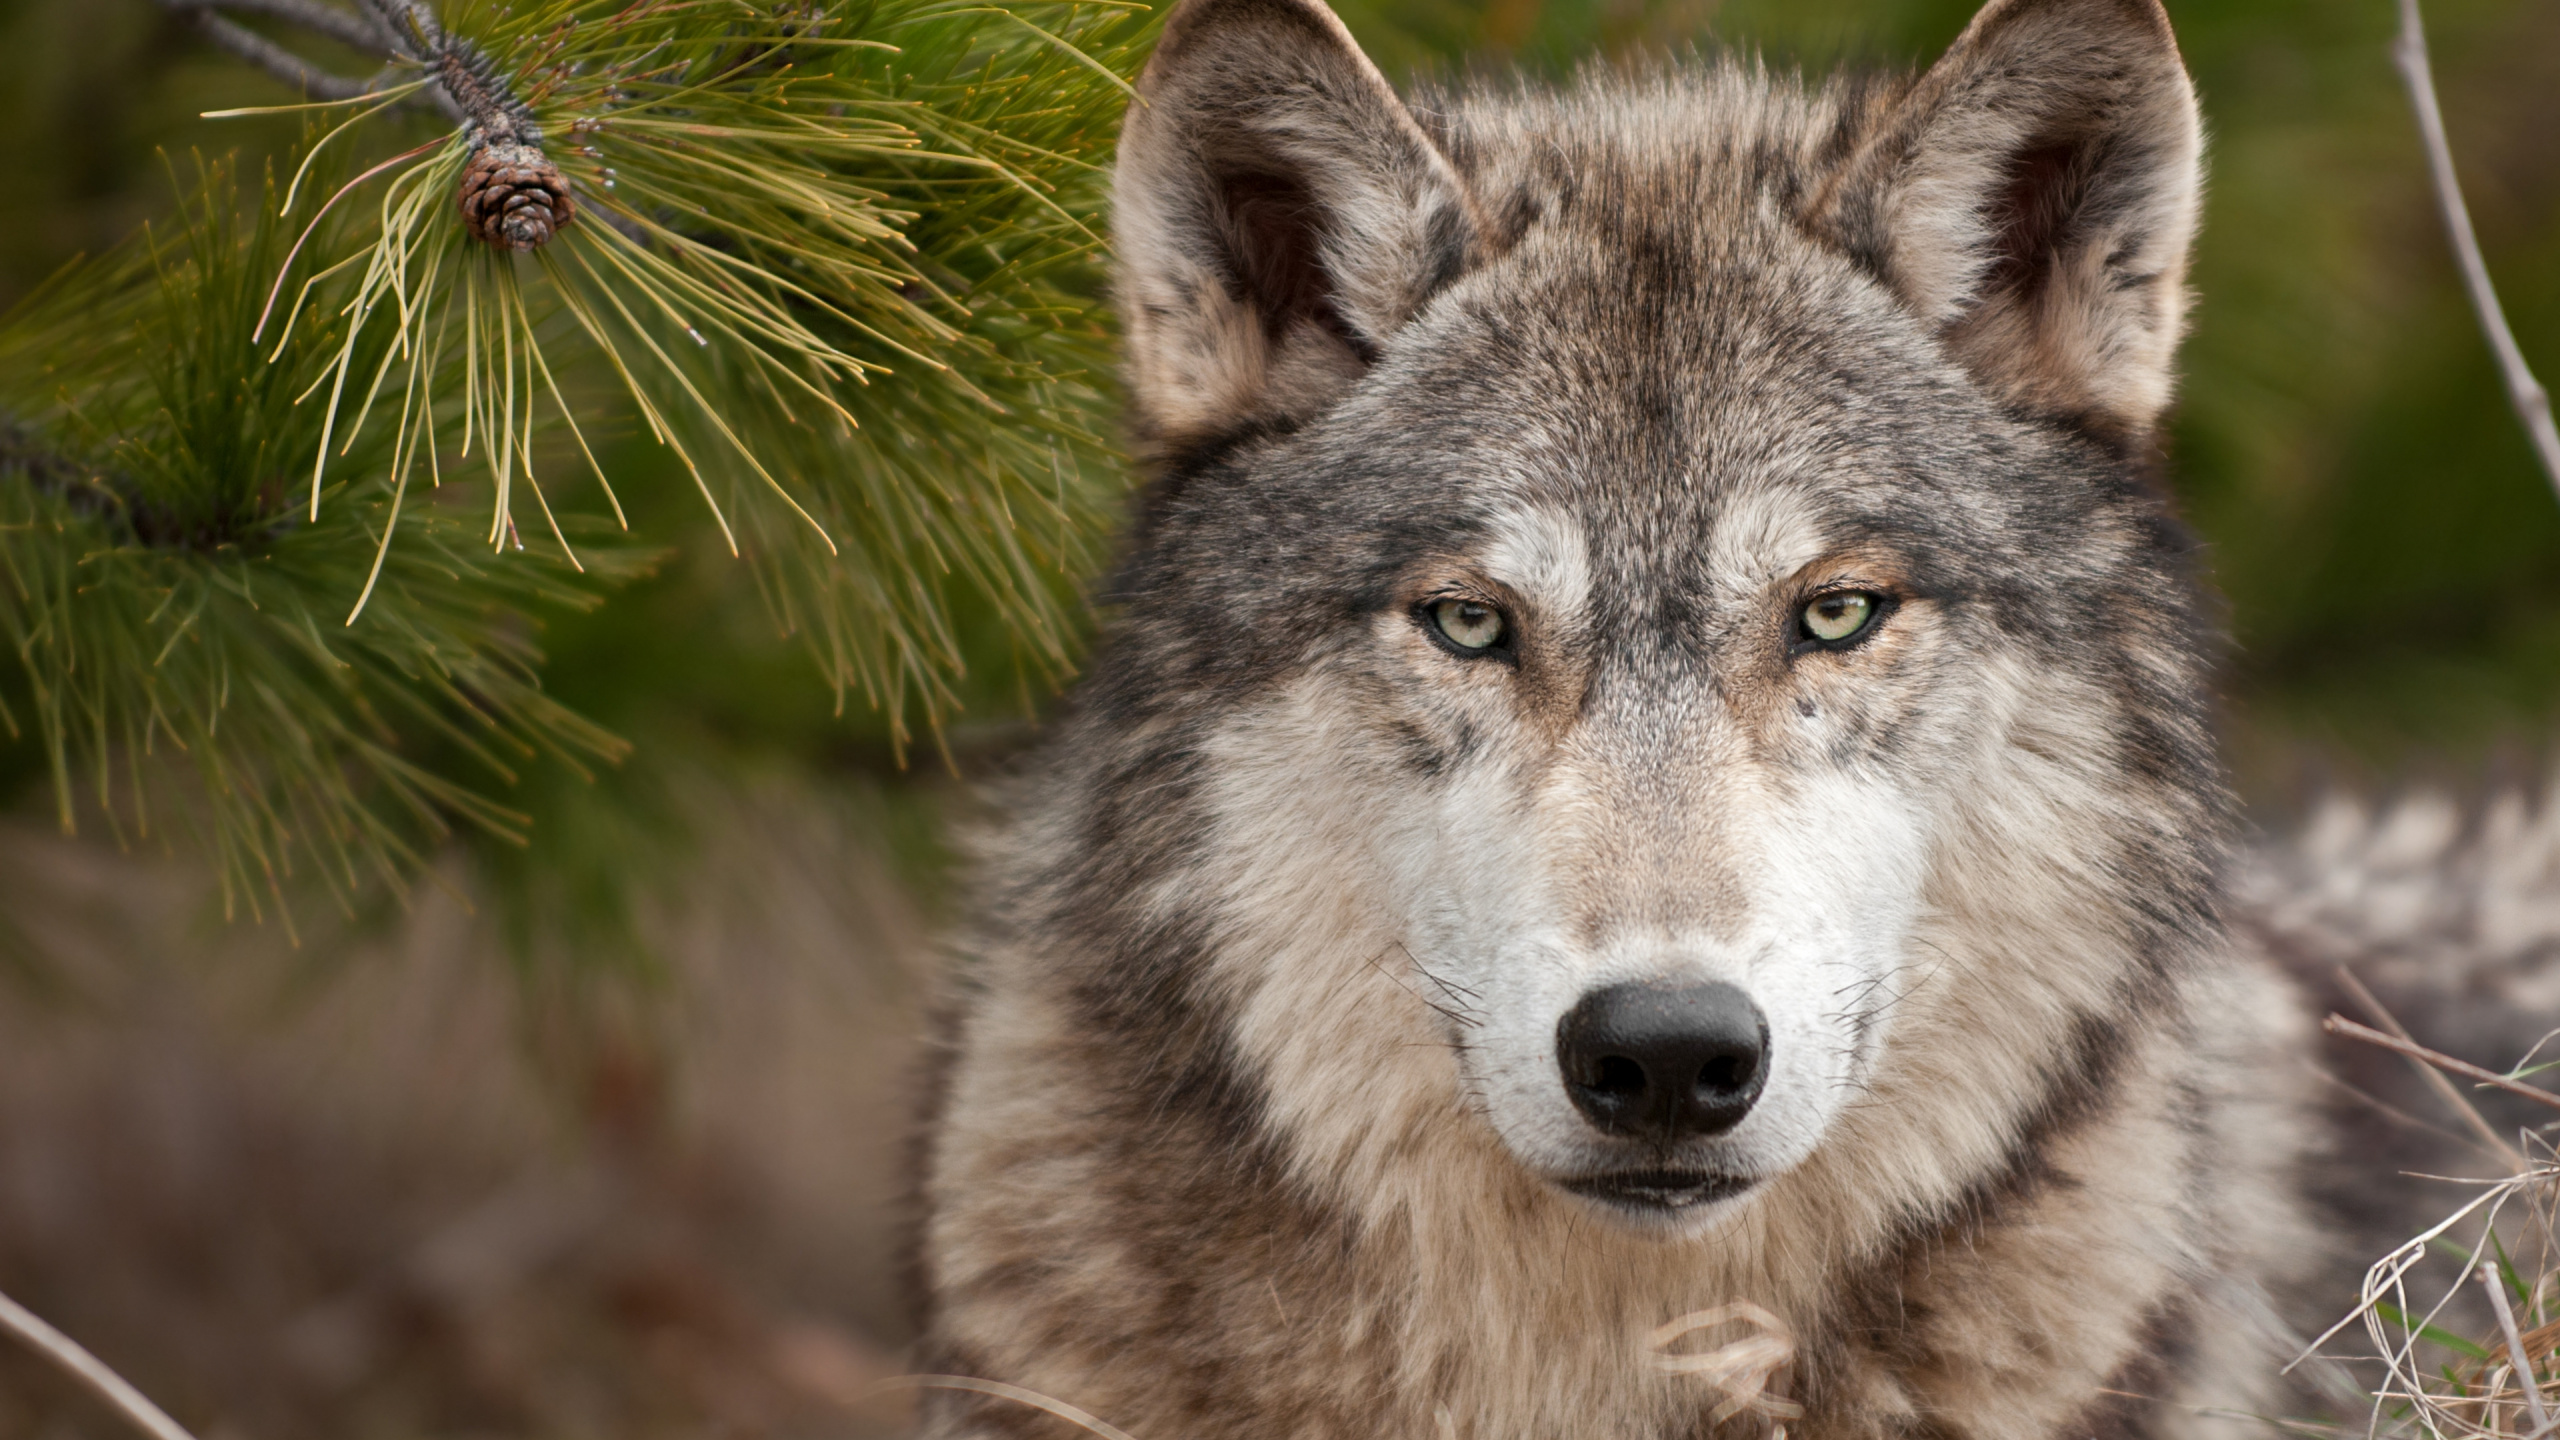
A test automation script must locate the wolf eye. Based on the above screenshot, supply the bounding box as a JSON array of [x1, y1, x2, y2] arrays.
[[1429, 598, 1507, 653], [1800, 591, 1880, 646]]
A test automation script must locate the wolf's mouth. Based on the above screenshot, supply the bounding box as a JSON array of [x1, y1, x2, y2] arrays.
[[1559, 1168, 1757, 1212]]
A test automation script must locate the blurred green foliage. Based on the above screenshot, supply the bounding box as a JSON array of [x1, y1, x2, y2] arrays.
[[0, 0, 2552, 992]]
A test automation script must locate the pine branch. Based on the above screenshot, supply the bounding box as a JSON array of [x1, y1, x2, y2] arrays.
[[162, 0, 466, 121], [2393, 0, 2560, 498], [212, 0, 1149, 746], [0, 156, 643, 922], [23, 0, 1150, 922], [354, 0, 435, 59], [345, 0, 526, 139], [201, 0, 392, 55], [0, 416, 118, 520]]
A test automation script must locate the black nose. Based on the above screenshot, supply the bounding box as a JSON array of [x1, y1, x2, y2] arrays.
[[1556, 981, 1769, 1141]]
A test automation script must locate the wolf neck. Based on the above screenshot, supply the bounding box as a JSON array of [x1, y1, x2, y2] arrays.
[[923, 696, 2237, 1440]]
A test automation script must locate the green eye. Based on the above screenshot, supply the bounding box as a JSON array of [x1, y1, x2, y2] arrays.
[[1802, 591, 1879, 645], [1431, 598, 1507, 652]]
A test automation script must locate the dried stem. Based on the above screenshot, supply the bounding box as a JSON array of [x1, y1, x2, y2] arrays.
[[2336, 966, 2528, 1172], [2393, 0, 2560, 497], [2485, 1260, 2553, 1434], [886, 1376, 1147, 1440], [0, 1288, 203, 1440], [2325, 1013, 2560, 1118]]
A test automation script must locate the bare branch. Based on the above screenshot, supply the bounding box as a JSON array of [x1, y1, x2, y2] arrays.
[[2394, 0, 2560, 497], [168, 0, 467, 123], [0, 1288, 203, 1440], [2484, 1260, 2553, 1435], [171, 5, 376, 100], [201, 0, 394, 54]]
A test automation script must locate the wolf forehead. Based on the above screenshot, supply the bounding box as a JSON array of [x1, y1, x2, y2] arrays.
[[1123, 205, 2152, 666], [1105, 0, 2209, 697]]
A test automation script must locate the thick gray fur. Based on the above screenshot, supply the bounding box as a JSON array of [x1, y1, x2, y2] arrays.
[[912, 2, 2530, 1436]]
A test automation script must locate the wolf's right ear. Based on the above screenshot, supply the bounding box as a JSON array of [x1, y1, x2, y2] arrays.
[[1113, 0, 1482, 452]]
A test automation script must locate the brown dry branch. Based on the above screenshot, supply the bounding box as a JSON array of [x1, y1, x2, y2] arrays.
[[2325, 1015, 2560, 1123], [0, 1287, 204, 1440], [2337, 968, 2531, 1174], [2393, 0, 2560, 496]]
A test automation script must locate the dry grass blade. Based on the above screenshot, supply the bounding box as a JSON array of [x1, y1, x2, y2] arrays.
[[2486, 1261, 2554, 1433], [884, 1375, 1147, 1440], [0, 1288, 202, 1440]]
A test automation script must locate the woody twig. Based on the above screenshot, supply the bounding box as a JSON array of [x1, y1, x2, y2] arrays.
[[2393, 0, 2560, 497], [0, 1287, 202, 1440], [157, 0, 444, 112], [2325, 1014, 2560, 1117]]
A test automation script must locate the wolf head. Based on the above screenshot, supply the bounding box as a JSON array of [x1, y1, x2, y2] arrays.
[[1023, 0, 2224, 1236]]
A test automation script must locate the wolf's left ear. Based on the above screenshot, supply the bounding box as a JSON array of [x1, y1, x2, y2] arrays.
[[1809, 0, 2202, 444], [1112, 0, 1483, 452]]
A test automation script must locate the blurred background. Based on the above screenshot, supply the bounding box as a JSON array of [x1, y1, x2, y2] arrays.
[[0, 0, 2553, 1435]]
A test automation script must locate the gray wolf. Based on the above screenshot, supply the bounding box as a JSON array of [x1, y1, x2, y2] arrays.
[[911, 1, 2508, 1434]]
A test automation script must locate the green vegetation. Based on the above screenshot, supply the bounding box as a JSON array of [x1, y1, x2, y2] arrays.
[[0, 0, 1148, 963]]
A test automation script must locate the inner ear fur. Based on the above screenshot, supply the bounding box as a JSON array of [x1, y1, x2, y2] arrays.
[[1113, 0, 1483, 453], [1809, 0, 2204, 445]]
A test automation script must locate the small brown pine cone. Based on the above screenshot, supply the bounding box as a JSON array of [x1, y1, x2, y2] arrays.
[[459, 142, 576, 252]]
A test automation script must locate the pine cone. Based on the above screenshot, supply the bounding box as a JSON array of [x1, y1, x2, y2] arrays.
[[459, 142, 576, 252]]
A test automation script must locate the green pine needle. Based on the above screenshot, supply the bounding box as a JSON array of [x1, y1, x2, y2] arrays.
[[0, 156, 646, 929], [236, 0, 1151, 748]]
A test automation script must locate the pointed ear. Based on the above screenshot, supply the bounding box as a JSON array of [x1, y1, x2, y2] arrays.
[[1112, 0, 1483, 452], [1808, 0, 2203, 445]]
